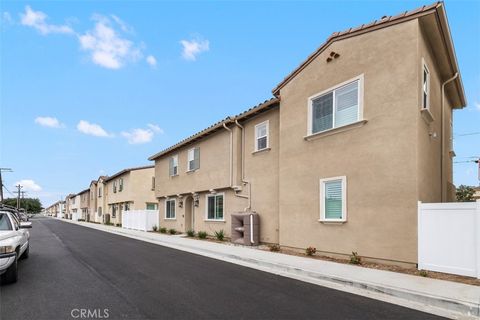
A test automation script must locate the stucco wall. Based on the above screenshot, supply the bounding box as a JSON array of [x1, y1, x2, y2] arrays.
[[277, 20, 419, 264]]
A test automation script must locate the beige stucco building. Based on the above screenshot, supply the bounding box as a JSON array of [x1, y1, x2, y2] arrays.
[[104, 165, 157, 225], [149, 3, 466, 265], [78, 188, 90, 220]]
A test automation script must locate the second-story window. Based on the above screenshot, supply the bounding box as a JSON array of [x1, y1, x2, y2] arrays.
[[187, 147, 200, 171], [119, 178, 124, 192], [422, 61, 430, 110], [151, 177, 155, 190], [113, 181, 117, 193], [309, 76, 362, 135], [169, 155, 178, 176], [98, 187, 102, 198], [255, 120, 269, 151]]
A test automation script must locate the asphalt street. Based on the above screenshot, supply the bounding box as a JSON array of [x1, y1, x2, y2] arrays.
[[0, 217, 446, 320]]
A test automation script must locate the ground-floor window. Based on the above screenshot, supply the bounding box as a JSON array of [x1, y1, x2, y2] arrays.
[[112, 204, 118, 218], [206, 193, 224, 220], [124, 202, 130, 211], [320, 176, 347, 222], [146, 203, 158, 210], [165, 199, 176, 219]]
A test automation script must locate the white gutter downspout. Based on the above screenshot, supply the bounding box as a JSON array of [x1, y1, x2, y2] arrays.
[[441, 72, 458, 202], [222, 122, 233, 187], [234, 120, 251, 211]]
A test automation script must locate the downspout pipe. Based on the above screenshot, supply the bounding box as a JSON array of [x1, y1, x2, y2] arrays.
[[234, 120, 251, 211], [441, 72, 458, 202], [222, 122, 233, 187]]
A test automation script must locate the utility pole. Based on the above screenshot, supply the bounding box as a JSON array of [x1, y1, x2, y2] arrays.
[[0, 168, 13, 203], [16, 184, 23, 209]]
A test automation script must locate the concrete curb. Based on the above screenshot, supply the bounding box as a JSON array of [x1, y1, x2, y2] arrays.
[[53, 218, 479, 320]]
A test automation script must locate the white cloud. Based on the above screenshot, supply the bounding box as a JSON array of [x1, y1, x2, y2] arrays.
[[475, 102, 480, 111], [122, 124, 164, 144], [79, 14, 141, 69], [20, 6, 73, 35], [121, 128, 153, 144], [146, 55, 157, 67], [111, 14, 132, 33], [34, 116, 65, 128], [15, 179, 42, 192], [147, 123, 163, 134], [2, 11, 13, 25], [180, 38, 209, 61], [77, 120, 113, 137]]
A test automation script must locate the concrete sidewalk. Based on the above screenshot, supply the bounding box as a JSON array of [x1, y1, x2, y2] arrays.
[[55, 218, 479, 319]]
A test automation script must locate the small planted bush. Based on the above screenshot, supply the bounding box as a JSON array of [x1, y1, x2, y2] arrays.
[[152, 225, 158, 232], [214, 229, 225, 241], [198, 231, 208, 239], [306, 246, 317, 256], [159, 227, 167, 233], [186, 229, 195, 237], [268, 244, 280, 252], [350, 251, 361, 265], [419, 270, 428, 277], [169, 228, 177, 235]]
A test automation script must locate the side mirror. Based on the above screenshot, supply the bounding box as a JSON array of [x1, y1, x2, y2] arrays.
[[19, 221, 32, 229]]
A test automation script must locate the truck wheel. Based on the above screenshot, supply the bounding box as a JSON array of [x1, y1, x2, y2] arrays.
[[21, 245, 29, 260], [1, 254, 18, 284]]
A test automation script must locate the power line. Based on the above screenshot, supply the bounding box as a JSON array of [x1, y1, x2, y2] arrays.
[[454, 131, 480, 137]]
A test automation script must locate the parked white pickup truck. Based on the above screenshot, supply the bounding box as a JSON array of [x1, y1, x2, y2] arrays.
[[0, 210, 31, 284]]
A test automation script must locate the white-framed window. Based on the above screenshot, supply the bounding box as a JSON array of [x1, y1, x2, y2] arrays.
[[113, 180, 117, 193], [169, 155, 178, 176], [320, 176, 347, 222], [151, 177, 155, 190], [165, 199, 176, 219], [187, 147, 200, 171], [422, 60, 430, 110], [308, 75, 363, 135], [146, 203, 158, 210], [119, 178, 124, 192], [98, 187, 102, 198], [206, 193, 224, 221], [124, 202, 130, 211], [254, 120, 269, 151]]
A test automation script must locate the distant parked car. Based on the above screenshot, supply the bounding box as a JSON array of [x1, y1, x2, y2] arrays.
[[0, 210, 31, 284]]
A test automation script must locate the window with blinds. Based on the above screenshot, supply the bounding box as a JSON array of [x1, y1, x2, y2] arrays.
[[422, 62, 430, 109], [165, 199, 176, 219], [255, 121, 269, 151], [207, 194, 224, 220], [169, 155, 178, 176], [188, 147, 200, 171], [310, 77, 361, 135], [320, 176, 346, 221]]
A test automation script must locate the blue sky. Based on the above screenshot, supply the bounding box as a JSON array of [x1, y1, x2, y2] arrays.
[[1, 0, 479, 206]]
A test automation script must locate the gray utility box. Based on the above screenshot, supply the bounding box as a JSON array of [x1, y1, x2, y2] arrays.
[[231, 212, 260, 246]]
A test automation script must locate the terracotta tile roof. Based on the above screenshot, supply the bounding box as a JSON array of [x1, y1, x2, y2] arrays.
[[148, 98, 279, 160], [272, 2, 442, 95], [104, 165, 155, 182]]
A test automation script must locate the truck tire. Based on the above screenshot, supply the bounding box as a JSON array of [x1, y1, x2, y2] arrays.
[[21, 244, 29, 260], [1, 254, 18, 284]]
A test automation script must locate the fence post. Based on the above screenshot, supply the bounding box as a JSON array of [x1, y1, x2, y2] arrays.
[[476, 200, 480, 279], [417, 201, 422, 270]]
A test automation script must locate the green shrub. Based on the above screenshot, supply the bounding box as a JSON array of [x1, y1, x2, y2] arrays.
[[186, 229, 195, 237], [306, 246, 316, 256], [268, 244, 280, 252], [116, 223, 122, 227], [169, 228, 177, 235], [159, 227, 167, 233], [214, 229, 225, 241], [198, 231, 208, 239], [152, 225, 158, 232], [350, 251, 361, 265], [419, 270, 428, 277]]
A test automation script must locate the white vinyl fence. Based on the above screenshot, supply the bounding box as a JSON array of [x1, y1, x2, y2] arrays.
[[71, 211, 82, 221], [122, 210, 159, 232], [418, 201, 480, 278]]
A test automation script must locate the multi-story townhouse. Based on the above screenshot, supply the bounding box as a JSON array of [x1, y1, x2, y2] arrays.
[[78, 188, 90, 220], [104, 165, 156, 225], [149, 2, 465, 266], [65, 194, 76, 219], [88, 180, 97, 222], [96, 176, 108, 223]]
